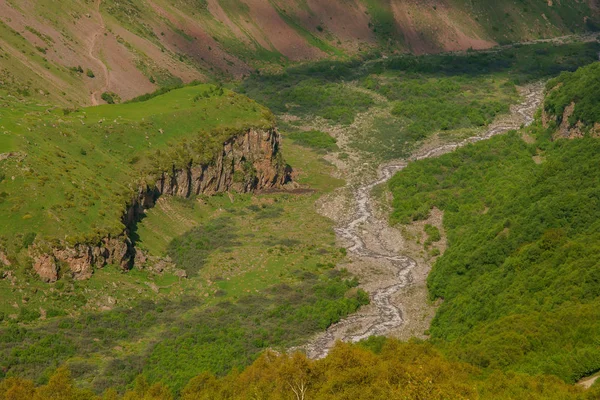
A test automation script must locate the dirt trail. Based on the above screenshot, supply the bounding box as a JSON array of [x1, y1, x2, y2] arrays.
[[301, 83, 544, 359], [578, 373, 600, 389], [89, 0, 110, 105]]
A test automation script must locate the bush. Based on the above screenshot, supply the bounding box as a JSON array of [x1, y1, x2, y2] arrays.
[[101, 92, 116, 104]]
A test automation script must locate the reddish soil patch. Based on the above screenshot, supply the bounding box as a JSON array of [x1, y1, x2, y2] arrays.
[[300, 0, 377, 51], [205, 0, 262, 48], [240, 0, 326, 61], [391, 1, 440, 54], [391, 0, 495, 54], [148, 0, 250, 77], [110, 25, 204, 85], [96, 32, 156, 102]]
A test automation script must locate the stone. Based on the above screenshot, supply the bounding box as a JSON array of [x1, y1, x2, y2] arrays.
[[33, 254, 58, 283]]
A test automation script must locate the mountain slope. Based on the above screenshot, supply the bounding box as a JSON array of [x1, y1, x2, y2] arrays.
[[388, 61, 600, 383], [0, 0, 597, 105]]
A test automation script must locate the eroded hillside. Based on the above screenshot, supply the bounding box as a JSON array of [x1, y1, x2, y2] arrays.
[[0, 0, 598, 105]]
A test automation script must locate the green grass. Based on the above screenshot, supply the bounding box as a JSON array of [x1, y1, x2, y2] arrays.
[[0, 84, 271, 256], [0, 137, 363, 394], [287, 130, 338, 152]]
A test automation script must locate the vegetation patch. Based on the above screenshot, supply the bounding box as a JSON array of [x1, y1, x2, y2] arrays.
[[287, 130, 338, 152]]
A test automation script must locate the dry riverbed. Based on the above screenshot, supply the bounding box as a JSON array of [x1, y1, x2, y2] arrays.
[[298, 82, 544, 358]]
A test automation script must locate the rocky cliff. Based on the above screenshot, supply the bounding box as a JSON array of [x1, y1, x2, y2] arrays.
[[31, 128, 290, 282]]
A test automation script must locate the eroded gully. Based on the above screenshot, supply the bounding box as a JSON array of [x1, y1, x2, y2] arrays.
[[302, 83, 544, 359]]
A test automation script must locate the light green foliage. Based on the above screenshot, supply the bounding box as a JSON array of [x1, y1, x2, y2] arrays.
[[424, 224, 440, 247]]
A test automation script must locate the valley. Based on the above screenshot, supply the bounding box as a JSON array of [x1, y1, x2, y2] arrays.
[[302, 82, 544, 359], [0, 2, 600, 398]]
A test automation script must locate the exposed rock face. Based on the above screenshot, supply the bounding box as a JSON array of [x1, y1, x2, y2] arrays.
[[33, 127, 289, 281], [0, 251, 10, 267], [543, 102, 600, 140], [124, 127, 288, 226], [33, 254, 58, 283]]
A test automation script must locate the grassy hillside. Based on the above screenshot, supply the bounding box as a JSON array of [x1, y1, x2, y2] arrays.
[[0, 0, 597, 105], [544, 61, 600, 130], [0, 84, 270, 251], [388, 62, 600, 383]]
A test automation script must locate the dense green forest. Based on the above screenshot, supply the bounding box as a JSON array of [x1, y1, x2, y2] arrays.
[[389, 61, 600, 383]]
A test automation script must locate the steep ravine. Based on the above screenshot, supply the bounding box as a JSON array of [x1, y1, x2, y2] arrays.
[[303, 83, 544, 359], [32, 128, 289, 282]]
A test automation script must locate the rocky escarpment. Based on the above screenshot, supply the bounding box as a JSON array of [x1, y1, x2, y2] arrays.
[[542, 102, 600, 140], [31, 128, 290, 282]]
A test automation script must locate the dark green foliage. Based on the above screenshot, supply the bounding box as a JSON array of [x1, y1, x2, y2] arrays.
[[246, 77, 373, 125], [167, 217, 240, 276], [86, 69, 95, 78], [389, 126, 600, 382], [377, 42, 600, 85], [287, 130, 338, 152], [143, 275, 368, 392], [544, 62, 600, 128], [69, 66, 84, 74], [239, 60, 373, 125], [362, 0, 398, 42], [21, 232, 36, 248]]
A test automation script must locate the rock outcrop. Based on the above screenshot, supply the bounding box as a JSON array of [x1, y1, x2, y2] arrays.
[[543, 102, 600, 140], [32, 127, 289, 282], [32, 254, 58, 283]]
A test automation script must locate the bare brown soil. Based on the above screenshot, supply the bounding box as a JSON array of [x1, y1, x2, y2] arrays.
[[241, 0, 326, 61]]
